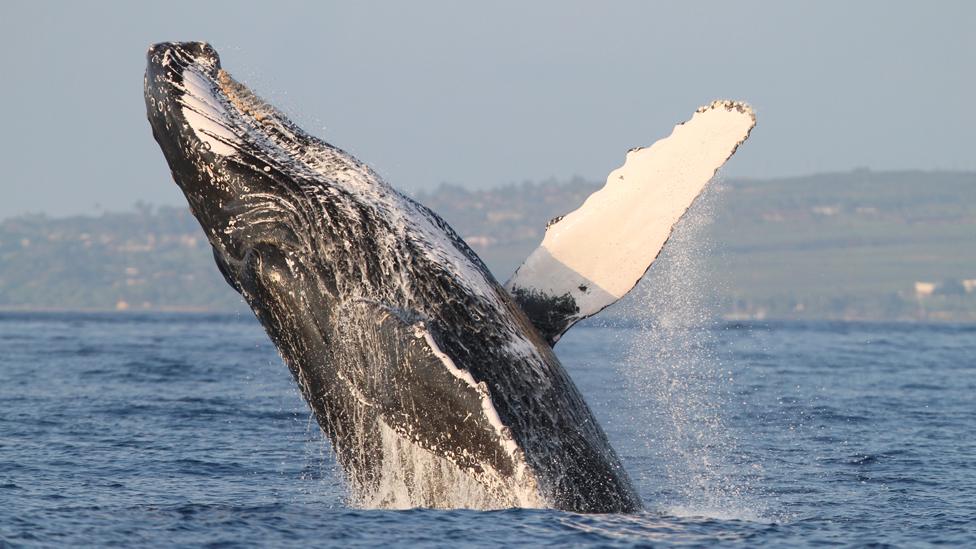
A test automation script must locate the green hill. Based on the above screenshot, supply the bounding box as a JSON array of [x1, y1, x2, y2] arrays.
[[0, 204, 234, 311], [1, 170, 973, 321], [708, 170, 976, 320]]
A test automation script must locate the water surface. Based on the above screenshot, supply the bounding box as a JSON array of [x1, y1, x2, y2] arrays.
[[1, 312, 973, 546]]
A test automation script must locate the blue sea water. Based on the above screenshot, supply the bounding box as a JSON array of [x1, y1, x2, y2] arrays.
[[0, 312, 973, 547]]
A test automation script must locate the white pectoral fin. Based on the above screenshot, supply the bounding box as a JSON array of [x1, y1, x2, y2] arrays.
[[507, 100, 756, 344]]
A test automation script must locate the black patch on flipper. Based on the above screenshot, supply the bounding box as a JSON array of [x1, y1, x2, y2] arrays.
[[509, 287, 579, 346]]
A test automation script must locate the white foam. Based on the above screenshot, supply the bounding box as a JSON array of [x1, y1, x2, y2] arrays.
[[357, 420, 545, 510], [662, 505, 771, 523]]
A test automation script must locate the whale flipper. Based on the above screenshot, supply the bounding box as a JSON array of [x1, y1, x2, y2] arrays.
[[507, 101, 755, 344]]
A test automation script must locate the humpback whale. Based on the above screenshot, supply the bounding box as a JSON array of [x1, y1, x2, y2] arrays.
[[144, 41, 754, 512]]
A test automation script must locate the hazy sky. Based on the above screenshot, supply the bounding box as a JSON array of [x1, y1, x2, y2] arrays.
[[0, 1, 973, 219]]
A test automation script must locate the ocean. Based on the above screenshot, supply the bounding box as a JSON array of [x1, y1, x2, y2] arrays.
[[1, 312, 973, 547]]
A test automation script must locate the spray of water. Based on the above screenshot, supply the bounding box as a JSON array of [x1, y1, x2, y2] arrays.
[[620, 181, 765, 521]]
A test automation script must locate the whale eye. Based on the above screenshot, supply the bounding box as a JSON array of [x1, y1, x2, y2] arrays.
[[242, 242, 289, 279]]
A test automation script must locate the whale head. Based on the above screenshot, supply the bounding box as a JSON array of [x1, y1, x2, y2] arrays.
[[145, 42, 238, 216], [145, 41, 399, 302]]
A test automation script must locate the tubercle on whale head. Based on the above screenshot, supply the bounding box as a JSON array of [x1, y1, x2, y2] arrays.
[[146, 41, 221, 72], [144, 42, 315, 267], [145, 41, 394, 330], [144, 42, 236, 217], [145, 41, 410, 289]]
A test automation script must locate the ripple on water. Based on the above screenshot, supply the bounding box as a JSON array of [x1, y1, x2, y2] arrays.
[[0, 313, 974, 546]]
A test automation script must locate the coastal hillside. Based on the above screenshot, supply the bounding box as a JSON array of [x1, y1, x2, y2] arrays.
[[0, 170, 973, 321]]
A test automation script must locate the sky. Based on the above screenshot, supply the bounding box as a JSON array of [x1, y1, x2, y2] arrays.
[[0, 1, 973, 219]]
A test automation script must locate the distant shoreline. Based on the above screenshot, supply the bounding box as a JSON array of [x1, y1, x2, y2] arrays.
[[1, 306, 973, 327], [2, 171, 973, 323], [0, 305, 243, 314]]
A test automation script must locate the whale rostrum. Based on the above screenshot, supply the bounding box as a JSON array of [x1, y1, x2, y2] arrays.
[[144, 41, 754, 512]]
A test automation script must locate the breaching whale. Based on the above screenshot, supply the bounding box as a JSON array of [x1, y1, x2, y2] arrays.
[[144, 41, 754, 513]]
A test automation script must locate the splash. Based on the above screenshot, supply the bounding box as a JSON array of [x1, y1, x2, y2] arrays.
[[300, 410, 348, 506], [354, 421, 544, 510], [621, 181, 765, 520]]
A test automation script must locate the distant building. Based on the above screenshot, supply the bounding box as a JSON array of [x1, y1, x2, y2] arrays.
[[914, 282, 936, 297], [916, 279, 976, 297], [811, 205, 840, 216]]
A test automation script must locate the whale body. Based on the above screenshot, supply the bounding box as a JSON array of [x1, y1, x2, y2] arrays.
[[144, 41, 753, 512]]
